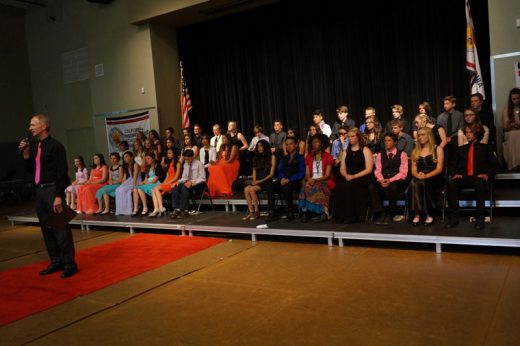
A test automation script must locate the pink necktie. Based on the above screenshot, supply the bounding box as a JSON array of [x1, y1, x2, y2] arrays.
[[35, 142, 41, 184]]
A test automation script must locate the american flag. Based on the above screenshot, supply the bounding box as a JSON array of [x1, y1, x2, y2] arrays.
[[180, 61, 192, 129]]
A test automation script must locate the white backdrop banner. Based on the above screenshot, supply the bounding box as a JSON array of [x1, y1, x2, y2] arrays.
[[105, 111, 150, 153]]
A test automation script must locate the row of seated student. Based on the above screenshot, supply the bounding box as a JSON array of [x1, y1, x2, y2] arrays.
[[118, 89, 519, 180], [66, 121, 499, 231]]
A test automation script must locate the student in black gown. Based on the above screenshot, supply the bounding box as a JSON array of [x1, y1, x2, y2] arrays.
[[408, 127, 444, 226], [332, 128, 374, 223]]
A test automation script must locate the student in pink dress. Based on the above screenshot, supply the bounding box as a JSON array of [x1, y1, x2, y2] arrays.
[[64, 156, 88, 210]]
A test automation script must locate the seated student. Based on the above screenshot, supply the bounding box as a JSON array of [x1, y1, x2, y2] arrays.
[[164, 127, 181, 157], [118, 141, 129, 156], [330, 105, 355, 141], [242, 140, 276, 220], [115, 151, 141, 216], [408, 127, 444, 226], [207, 133, 240, 196], [149, 148, 181, 217], [76, 154, 108, 214], [65, 156, 88, 210], [363, 116, 382, 156], [470, 92, 496, 147], [385, 104, 412, 134], [149, 129, 163, 157], [170, 149, 206, 219], [332, 128, 374, 224], [267, 136, 306, 222], [413, 113, 448, 148], [445, 123, 499, 230], [132, 140, 145, 168], [458, 108, 489, 146], [210, 124, 223, 152], [502, 88, 520, 170], [161, 138, 176, 167], [198, 134, 217, 175], [304, 124, 321, 156], [369, 133, 409, 224], [227, 120, 249, 176], [95, 152, 124, 214], [284, 128, 306, 156], [193, 124, 203, 148], [299, 133, 335, 223], [133, 153, 163, 216], [418, 101, 434, 119], [359, 107, 382, 133], [331, 126, 350, 166], [144, 138, 159, 161], [269, 120, 286, 159], [390, 119, 414, 156], [248, 125, 269, 152], [312, 109, 332, 137], [436, 95, 464, 144], [181, 134, 199, 160]]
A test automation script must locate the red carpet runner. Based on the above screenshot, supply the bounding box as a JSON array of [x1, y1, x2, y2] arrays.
[[0, 234, 224, 326]]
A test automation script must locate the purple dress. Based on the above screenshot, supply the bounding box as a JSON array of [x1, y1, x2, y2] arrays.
[[65, 168, 88, 196], [115, 166, 141, 215]]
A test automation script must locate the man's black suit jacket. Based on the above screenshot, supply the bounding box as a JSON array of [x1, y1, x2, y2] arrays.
[[449, 141, 500, 178]]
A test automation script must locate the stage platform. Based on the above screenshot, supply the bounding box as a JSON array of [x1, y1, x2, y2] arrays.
[[7, 210, 520, 253]]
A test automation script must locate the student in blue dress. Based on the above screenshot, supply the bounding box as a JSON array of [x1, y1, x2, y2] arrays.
[[133, 153, 163, 216], [95, 152, 124, 214]]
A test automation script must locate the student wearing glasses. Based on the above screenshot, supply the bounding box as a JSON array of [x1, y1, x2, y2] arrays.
[[331, 126, 350, 178]]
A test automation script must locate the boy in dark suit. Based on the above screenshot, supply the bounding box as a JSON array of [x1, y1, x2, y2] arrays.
[[445, 123, 499, 230]]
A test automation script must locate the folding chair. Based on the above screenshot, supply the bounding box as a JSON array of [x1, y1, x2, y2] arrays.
[[442, 180, 494, 222], [190, 182, 213, 214]]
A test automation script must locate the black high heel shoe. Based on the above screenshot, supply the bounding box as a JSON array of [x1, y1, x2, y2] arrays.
[[412, 215, 421, 226]]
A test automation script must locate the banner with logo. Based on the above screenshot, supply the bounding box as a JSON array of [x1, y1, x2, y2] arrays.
[[105, 111, 150, 153]]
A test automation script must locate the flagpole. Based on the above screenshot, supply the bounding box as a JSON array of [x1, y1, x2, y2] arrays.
[[179, 60, 184, 122]]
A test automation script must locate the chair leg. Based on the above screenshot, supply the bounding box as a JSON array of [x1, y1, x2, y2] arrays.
[[197, 187, 205, 214], [441, 189, 447, 222]]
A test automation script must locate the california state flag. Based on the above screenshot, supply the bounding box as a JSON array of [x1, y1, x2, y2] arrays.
[[465, 0, 485, 98]]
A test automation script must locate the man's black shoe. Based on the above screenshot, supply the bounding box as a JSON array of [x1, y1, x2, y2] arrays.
[[177, 210, 189, 219], [374, 213, 388, 225], [313, 213, 327, 223], [170, 209, 181, 219], [266, 212, 277, 222], [444, 218, 459, 229], [39, 264, 63, 276], [474, 219, 485, 230], [60, 267, 78, 279], [284, 212, 295, 222]]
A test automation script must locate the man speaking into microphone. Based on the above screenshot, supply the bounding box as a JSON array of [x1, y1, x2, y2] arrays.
[[19, 114, 78, 278]]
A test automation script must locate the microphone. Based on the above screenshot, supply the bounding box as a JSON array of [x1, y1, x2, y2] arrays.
[[19, 132, 32, 154]]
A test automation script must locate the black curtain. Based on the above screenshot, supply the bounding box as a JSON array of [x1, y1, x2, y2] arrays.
[[177, 0, 490, 140]]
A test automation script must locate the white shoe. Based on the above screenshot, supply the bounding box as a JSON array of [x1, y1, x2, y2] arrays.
[[392, 215, 404, 222]]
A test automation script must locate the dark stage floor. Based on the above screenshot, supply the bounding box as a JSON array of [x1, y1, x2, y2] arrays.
[[7, 208, 520, 252]]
